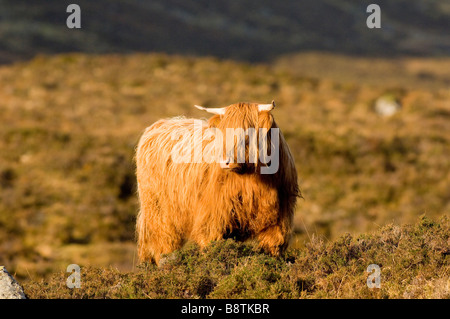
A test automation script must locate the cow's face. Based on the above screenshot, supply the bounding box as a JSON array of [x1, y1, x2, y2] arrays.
[[195, 101, 277, 174]]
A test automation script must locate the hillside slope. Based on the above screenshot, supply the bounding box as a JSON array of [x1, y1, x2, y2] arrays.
[[1, 0, 449, 64], [0, 53, 449, 282], [23, 217, 449, 299]]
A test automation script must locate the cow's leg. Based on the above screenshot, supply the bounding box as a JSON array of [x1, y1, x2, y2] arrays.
[[192, 230, 224, 250], [137, 216, 184, 264], [256, 224, 290, 256], [151, 232, 184, 265], [190, 219, 225, 250], [136, 195, 184, 265]]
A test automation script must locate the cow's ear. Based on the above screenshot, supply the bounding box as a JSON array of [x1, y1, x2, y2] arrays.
[[208, 114, 222, 127]]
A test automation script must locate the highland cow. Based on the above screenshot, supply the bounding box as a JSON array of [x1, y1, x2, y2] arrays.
[[136, 101, 300, 264]]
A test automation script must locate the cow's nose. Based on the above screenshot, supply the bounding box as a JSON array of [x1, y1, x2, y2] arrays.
[[219, 157, 232, 169]]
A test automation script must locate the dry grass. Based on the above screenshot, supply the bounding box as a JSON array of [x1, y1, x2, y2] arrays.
[[0, 53, 449, 296], [23, 216, 449, 299]]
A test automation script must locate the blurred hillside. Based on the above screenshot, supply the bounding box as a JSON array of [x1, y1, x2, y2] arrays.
[[0, 53, 449, 280], [0, 0, 449, 64]]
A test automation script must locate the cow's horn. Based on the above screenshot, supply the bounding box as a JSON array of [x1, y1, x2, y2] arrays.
[[258, 100, 276, 112], [194, 105, 226, 115]]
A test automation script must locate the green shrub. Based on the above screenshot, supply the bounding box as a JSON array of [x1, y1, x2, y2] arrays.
[[23, 216, 449, 299]]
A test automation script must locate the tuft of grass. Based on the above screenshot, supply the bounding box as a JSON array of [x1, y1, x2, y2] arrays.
[[23, 216, 449, 299]]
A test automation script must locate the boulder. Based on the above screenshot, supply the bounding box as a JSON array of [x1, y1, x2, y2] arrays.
[[0, 266, 26, 299], [374, 95, 401, 117]]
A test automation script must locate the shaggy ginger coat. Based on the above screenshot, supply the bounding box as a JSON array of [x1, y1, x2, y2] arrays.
[[136, 102, 299, 264]]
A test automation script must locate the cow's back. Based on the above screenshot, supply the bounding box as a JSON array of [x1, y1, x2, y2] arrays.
[[136, 118, 209, 226]]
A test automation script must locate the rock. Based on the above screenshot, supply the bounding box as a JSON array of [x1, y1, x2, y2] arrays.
[[374, 96, 401, 117], [0, 266, 26, 299]]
